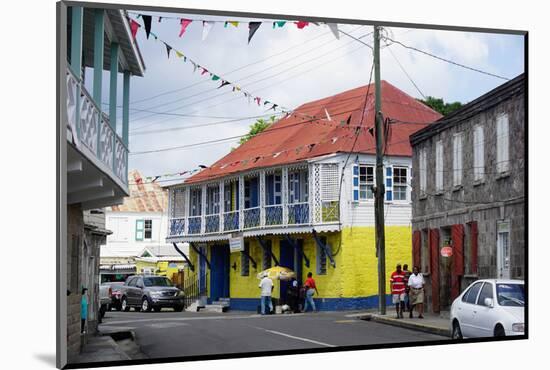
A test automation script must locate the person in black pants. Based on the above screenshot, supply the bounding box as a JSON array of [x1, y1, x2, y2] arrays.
[[287, 278, 300, 313]]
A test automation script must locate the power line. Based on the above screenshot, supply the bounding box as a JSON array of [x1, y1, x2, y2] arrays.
[[383, 36, 510, 81], [383, 41, 426, 100]]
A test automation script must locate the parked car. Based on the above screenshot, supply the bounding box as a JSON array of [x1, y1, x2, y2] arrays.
[[450, 279, 525, 339], [120, 275, 185, 312], [98, 284, 113, 321], [101, 282, 125, 311]]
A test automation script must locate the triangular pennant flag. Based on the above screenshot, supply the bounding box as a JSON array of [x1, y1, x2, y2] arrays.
[[273, 21, 286, 28], [295, 21, 309, 29], [232, 86, 236, 92], [176, 50, 184, 58], [255, 97, 261, 106], [192, 62, 197, 73], [158, 17, 162, 23], [142, 15, 152, 39], [129, 19, 140, 40], [271, 104, 278, 110], [218, 81, 231, 89], [228, 21, 239, 28], [248, 22, 262, 44], [211, 75, 220, 81], [201, 67, 208, 75], [263, 100, 270, 106], [327, 23, 340, 40], [165, 43, 172, 58], [202, 21, 214, 41], [179, 19, 192, 37]]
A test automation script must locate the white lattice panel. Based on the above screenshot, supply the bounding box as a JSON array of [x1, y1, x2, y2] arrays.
[[99, 118, 114, 168], [171, 188, 186, 218], [66, 73, 78, 145], [313, 164, 322, 223], [114, 138, 127, 183], [321, 163, 340, 201]]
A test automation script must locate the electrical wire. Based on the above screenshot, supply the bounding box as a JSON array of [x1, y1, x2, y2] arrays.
[[383, 40, 427, 99]]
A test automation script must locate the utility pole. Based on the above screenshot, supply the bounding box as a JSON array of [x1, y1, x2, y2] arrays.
[[373, 25, 387, 315]]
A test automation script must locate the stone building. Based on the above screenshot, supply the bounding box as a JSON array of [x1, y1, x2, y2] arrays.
[[409, 73, 525, 314]]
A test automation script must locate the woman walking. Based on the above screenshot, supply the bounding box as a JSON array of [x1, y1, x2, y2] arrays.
[[407, 266, 425, 318], [302, 272, 319, 312], [81, 288, 88, 333]]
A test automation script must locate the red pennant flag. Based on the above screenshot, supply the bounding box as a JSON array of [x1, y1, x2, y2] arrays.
[[295, 21, 309, 29], [179, 19, 192, 37], [255, 97, 261, 106], [130, 19, 140, 40], [201, 67, 209, 75]]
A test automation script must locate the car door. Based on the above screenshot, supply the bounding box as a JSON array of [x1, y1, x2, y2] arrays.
[[471, 282, 496, 337], [133, 277, 144, 305], [458, 281, 484, 337], [127, 277, 139, 305]]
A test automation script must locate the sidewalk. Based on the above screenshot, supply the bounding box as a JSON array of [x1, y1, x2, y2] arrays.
[[71, 330, 147, 364], [347, 311, 451, 337]]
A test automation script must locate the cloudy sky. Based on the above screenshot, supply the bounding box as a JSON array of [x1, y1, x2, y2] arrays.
[[97, 10, 524, 182]]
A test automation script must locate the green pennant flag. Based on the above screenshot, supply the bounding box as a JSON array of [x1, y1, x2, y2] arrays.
[[273, 21, 286, 28], [212, 75, 220, 81]]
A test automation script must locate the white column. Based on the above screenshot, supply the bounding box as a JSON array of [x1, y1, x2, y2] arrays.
[[260, 171, 266, 227], [201, 184, 207, 234], [219, 180, 224, 232], [282, 167, 289, 226], [238, 175, 245, 230], [184, 187, 190, 234]]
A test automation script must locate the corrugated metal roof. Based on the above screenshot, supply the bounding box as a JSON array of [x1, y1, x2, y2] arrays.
[[107, 170, 167, 212], [184, 80, 442, 185]]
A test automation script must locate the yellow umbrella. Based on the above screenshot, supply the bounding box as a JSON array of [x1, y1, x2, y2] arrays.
[[257, 266, 296, 281]]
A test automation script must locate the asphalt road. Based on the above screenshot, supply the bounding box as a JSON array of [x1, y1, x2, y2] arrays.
[[100, 309, 447, 359]]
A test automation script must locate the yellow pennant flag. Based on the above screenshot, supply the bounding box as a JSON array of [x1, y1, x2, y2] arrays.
[[229, 21, 239, 27], [176, 50, 184, 58]]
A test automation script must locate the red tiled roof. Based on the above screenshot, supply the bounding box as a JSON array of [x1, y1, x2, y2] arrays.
[[108, 170, 168, 212], [185, 80, 442, 184]]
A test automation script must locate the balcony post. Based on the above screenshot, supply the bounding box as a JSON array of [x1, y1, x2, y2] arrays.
[[109, 42, 119, 173], [308, 164, 314, 225], [93, 9, 105, 157], [70, 6, 83, 139], [282, 167, 289, 226], [201, 184, 207, 234], [219, 180, 224, 232], [238, 175, 244, 231], [184, 187, 190, 234], [122, 71, 130, 147], [260, 170, 266, 227]]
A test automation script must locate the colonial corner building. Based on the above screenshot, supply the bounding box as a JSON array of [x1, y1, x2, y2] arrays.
[[166, 81, 442, 311], [410, 74, 525, 314]]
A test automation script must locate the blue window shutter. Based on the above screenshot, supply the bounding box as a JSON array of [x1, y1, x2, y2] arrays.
[[385, 165, 393, 201], [135, 219, 144, 241], [352, 164, 359, 202]]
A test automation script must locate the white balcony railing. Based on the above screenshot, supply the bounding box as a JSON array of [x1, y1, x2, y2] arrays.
[[66, 68, 128, 186]]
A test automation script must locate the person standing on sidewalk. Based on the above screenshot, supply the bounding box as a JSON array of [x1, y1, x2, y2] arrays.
[[259, 273, 274, 315], [303, 272, 319, 312], [403, 264, 412, 314], [408, 266, 425, 318], [81, 288, 88, 333], [390, 264, 406, 318]]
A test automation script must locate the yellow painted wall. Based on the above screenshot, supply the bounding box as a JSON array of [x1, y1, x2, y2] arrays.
[[135, 260, 186, 279], [182, 225, 411, 301]]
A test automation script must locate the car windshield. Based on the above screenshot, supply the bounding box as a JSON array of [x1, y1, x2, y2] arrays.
[[143, 277, 172, 287], [496, 283, 524, 307]]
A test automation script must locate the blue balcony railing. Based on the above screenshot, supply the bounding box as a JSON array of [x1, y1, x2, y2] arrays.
[[205, 215, 220, 233], [169, 218, 185, 236], [243, 207, 261, 229], [287, 202, 310, 225], [223, 211, 239, 231], [265, 205, 283, 226], [188, 216, 202, 234]]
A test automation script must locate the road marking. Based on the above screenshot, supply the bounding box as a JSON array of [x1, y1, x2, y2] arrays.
[[148, 322, 189, 329], [334, 320, 356, 323], [102, 313, 305, 326], [261, 329, 336, 347]]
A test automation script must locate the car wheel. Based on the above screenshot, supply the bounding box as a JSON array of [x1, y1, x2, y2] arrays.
[[121, 297, 130, 312], [142, 297, 152, 312], [494, 324, 506, 337], [452, 321, 463, 339], [174, 305, 184, 312]]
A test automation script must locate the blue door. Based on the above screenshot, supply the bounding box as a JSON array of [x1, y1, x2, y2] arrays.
[[199, 246, 207, 294], [210, 244, 230, 302], [279, 240, 302, 303]]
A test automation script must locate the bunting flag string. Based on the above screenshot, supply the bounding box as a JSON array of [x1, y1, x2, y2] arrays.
[[126, 11, 342, 42]]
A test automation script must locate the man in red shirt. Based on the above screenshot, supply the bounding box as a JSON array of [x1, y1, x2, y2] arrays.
[[390, 264, 406, 318]]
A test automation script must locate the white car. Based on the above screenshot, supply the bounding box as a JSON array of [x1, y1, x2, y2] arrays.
[[450, 279, 525, 339]]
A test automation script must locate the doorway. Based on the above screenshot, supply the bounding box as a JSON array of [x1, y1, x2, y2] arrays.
[[497, 221, 511, 279], [279, 238, 303, 303], [210, 244, 230, 301]]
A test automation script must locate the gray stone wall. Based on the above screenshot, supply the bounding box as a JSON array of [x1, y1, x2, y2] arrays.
[[411, 91, 525, 311], [67, 204, 83, 361]]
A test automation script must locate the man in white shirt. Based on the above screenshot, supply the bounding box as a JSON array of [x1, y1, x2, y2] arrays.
[[407, 266, 425, 318], [259, 273, 274, 315]]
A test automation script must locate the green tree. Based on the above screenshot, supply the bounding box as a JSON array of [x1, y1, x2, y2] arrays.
[[237, 116, 277, 146], [419, 96, 463, 116]]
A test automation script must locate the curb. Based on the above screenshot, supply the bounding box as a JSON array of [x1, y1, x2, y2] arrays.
[[357, 314, 451, 337]]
